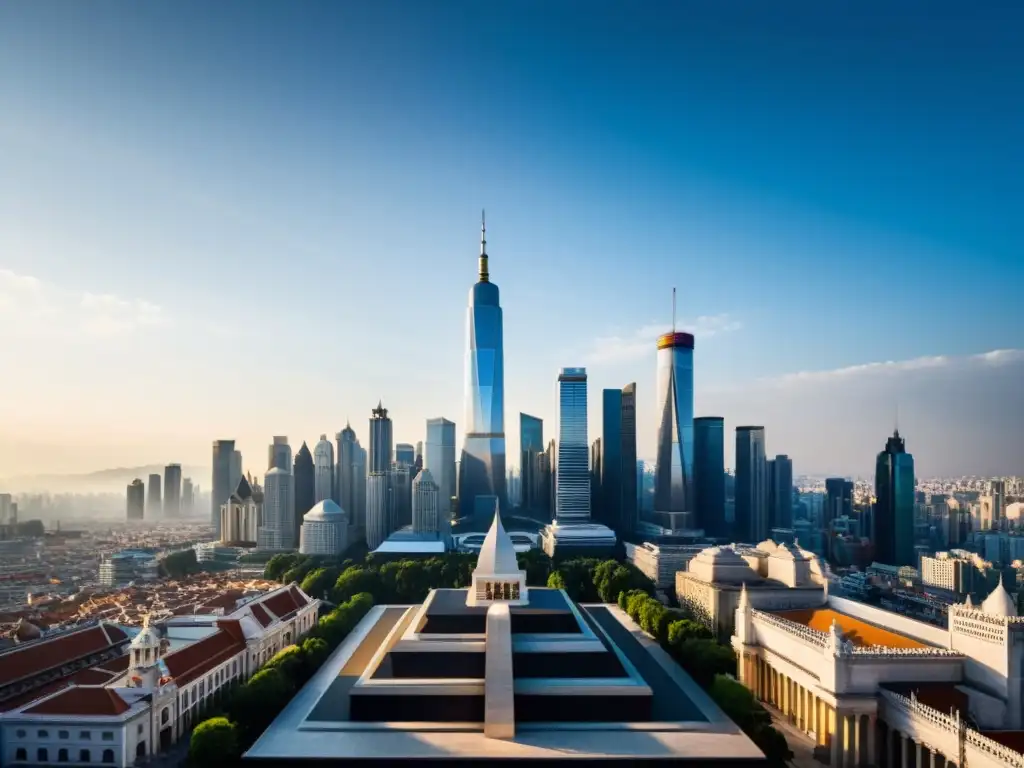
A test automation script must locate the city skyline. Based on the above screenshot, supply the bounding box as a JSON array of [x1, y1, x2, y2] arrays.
[[2, 2, 1022, 481]]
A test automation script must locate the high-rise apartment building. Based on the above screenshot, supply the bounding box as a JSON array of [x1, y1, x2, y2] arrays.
[[260, 467, 295, 550], [314, 435, 335, 505], [459, 213, 507, 519], [147, 474, 162, 519], [619, 383, 638, 538], [654, 331, 696, 532], [163, 464, 182, 518], [693, 417, 726, 538], [768, 455, 793, 530], [126, 479, 145, 521], [268, 436, 292, 472], [337, 423, 358, 518], [212, 440, 236, 536], [0, 495, 12, 526], [874, 430, 916, 567], [735, 426, 767, 542], [989, 479, 1007, 528], [353, 442, 367, 529], [182, 478, 194, 516], [555, 368, 590, 520], [293, 442, 315, 546], [412, 468, 441, 535], [230, 450, 243, 493], [369, 402, 393, 474], [426, 417, 457, 522]]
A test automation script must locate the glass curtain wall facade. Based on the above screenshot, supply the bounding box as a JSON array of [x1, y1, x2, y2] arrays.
[[369, 402, 394, 473], [211, 440, 236, 537], [426, 417, 457, 521], [875, 430, 916, 567], [619, 383, 638, 537], [556, 368, 590, 520], [337, 424, 358, 517], [164, 464, 182, 518], [459, 215, 507, 520], [519, 413, 545, 518], [601, 389, 623, 534], [314, 435, 335, 504], [735, 426, 767, 542], [654, 332, 696, 532], [293, 442, 315, 546], [769, 455, 793, 530], [694, 417, 726, 537]]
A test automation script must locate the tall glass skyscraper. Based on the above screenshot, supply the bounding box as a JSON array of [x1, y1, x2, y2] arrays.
[[211, 439, 236, 536], [314, 435, 335, 504], [619, 383, 637, 537], [735, 426, 767, 542], [459, 214, 507, 520], [654, 331, 696, 531], [164, 463, 182, 518], [520, 413, 544, 517], [768, 455, 793, 530], [426, 417, 456, 521], [875, 430, 916, 567], [694, 417, 726, 537], [556, 368, 590, 520], [293, 442, 315, 546], [337, 423, 358, 517], [600, 389, 623, 533], [369, 402, 393, 474], [395, 443, 416, 467]]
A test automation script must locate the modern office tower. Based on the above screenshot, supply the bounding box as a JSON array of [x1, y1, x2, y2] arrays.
[[230, 450, 243, 493], [300, 500, 348, 557], [369, 402, 394, 473], [337, 422, 358, 519], [519, 413, 545, 518], [599, 390, 621, 533], [735, 426, 768, 542], [824, 478, 854, 526], [693, 417, 726, 537], [459, 213, 507, 520], [366, 471, 393, 550], [874, 429, 916, 567], [546, 439, 558, 519], [268, 436, 292, 472], [163, 464, 182, 518], [990, 479, 1007, 528], [221, 475, 262, 545], [426, 417, 457, 522], [396, 443, 416, 468], [390, 464, 412, 529], [415, 441, 423, 470], [126, 479, 145, 521], [590, 438, 603, 522], [182, 478, 194, 516], [620, 383, 638, 538], [653, 330, 696, 532], [146, 473, 162, 518], [353, 442, 367, 529], [768, 455, 793, 530], [314, 435, 335, 504], [555, 367, 590, 520], [293, 442, 315, 546], [212, 439, 240, 535], [412, 468, 441, 534], [260, 467, 295, 550]]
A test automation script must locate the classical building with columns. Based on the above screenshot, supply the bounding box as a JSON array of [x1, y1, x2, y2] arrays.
[[732, 572, 1024, 768]]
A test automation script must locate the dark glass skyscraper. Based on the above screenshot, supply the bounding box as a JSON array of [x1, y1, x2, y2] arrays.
[[164, 463, 182, 518], [768, 455, 793, 530], [212, 439, 236, 536], [735, 426, 767, 542], [875, 430, 916, 567], [337, 423, 358, 517], [459, 213, 507, 519], [520, 413, 545, 518], [369, 402, 394, 474], [293, 441, 315, 545], [654, 332, 695, 532], [620, 383, 638, 538], [694, 417, 726, 538], [825, 478, 854, 527], [599, 389, 622, 532]]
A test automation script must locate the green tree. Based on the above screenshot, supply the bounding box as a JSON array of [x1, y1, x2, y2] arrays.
[[228, 667, 295, 744], [162, 549, 199, 579], [301, 636, 330, 675], [518, 549, 552, 586], [708, 676, 791, 766], [667, 618, 712, 648], [282, 556, 316, 585], [332, 566, 384, 604], [619, 588, 648, 612], [264, 553, 301, 581], [674, 639, 736, 688], [301, 567, 341, 600], [547, 570, 566, 590], [262, 645, 306, 682], [189, 717, 240, 766]]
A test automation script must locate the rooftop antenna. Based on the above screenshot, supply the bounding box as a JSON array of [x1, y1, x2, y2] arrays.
[[672, 287, 677, 333]]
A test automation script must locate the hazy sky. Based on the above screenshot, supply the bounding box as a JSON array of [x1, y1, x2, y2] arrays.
[[1, 1, 1021, 482]]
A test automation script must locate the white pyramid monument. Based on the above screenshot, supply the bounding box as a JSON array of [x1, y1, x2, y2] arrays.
[[467, 500, 529, 607]]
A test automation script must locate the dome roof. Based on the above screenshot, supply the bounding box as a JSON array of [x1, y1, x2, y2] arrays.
[[304, 499, 346, 522], [982, 576, 1017, 617], [474, 502, 520, 576], [694, 546, 748, 566]]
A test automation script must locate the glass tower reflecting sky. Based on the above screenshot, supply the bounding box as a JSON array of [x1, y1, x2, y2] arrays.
[[426, 417, 456, 521], [875, 430, 915, 567], [556, 367, 590, 520], [459, 213, 507, 519], [654, 331, 696, 531], [694, 416, 725, 537], [735, 426, 767, 542]]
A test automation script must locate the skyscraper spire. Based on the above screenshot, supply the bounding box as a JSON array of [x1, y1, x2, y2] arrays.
[[478, 209, 489, 283]]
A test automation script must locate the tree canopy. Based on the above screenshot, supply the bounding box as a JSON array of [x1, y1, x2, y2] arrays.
[[188, 717, 240, 767]]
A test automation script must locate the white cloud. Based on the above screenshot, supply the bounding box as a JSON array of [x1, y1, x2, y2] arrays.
[[762, 349, 1021, 388], [0, 269, 169, 338], [583, 313, 742, 366]]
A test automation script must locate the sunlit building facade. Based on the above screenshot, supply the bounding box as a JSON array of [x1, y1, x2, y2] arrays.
[[459, 214, 507, 520], [126, 479, 145, 521], [555, 368, 590, 520], [313, 435, 335, 505], [654, 332, 696, 532], [426, 417, 456, 521], [268, 436, 292, 472], [164, 464, 182, 518], [412, 468, 441, 534], [212, 440, 237, 536], [260, 467, 295, 550]]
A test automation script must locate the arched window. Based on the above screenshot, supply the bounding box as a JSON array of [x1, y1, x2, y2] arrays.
[[80, 749, 91, 762], [102, 749, 115, 763], [58, 748, 69, 762], [15, 748, 26, 761], [37, 748, 48, 762]]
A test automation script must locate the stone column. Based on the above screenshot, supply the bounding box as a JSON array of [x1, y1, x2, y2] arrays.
[[866, 715, 877, 768], [849, 714, 860, 768], [927, 747, 937, 768], [831, 708, 845, 768]]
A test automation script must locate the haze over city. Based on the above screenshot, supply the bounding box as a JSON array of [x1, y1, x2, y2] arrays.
[[2, 1, 1021, 483]]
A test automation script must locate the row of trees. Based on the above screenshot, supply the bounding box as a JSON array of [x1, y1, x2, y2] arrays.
[[188, 591, 375, 766], [618, 591, 792, 765]]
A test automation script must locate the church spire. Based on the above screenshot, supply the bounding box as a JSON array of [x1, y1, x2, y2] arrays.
[[478, 209, 489, 283]]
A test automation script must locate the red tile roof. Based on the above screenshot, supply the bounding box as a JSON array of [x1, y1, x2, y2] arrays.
[[262, 590, 301, 621], [163, 626, 246, 687], [289, 586, 310, 607], [0, 623, 129, 688], [249, 603, 272, 627], [0, 662, 127, 712], [25, 686, 130, 717]]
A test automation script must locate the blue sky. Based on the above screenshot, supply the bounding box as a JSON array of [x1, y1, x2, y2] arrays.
[[1, 1, 1021, 480]]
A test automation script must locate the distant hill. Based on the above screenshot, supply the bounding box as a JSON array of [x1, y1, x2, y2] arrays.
[[0, 465, 209, 494]]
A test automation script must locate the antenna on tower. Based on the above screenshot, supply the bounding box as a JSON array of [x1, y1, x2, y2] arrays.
[[672, 287, 677, 333]]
